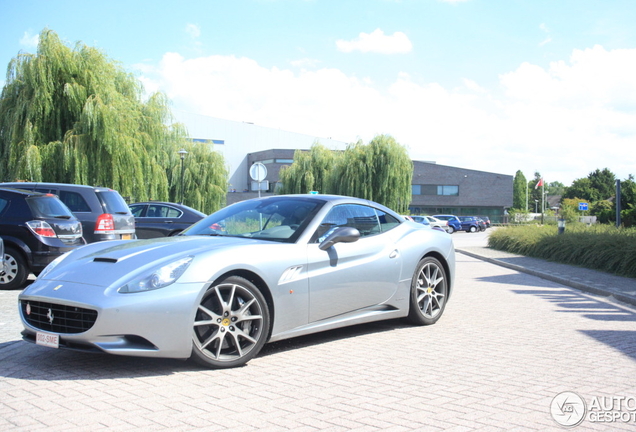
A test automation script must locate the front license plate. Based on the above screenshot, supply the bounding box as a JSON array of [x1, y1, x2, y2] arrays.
[[121, 234, 132, 240], [36, 331, 59, 349]]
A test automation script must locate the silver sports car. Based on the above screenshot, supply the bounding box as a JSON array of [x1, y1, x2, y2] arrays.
[[19, 195, 455, 369]]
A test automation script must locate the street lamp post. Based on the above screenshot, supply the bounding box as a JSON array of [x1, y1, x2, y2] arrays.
[[178, 149, 188, 204]]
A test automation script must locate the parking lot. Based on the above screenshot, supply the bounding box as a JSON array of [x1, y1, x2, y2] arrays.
[[2, 231, 636, 430]]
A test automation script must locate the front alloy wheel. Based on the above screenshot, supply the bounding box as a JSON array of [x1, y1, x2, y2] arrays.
[[407, 257, 448, 326], [191, 276, 270, 368]]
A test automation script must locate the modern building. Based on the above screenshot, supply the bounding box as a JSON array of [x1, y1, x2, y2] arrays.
[[176, 112, 512, 219], [177, 111, 346, 194], [410, 161, 512, 222]]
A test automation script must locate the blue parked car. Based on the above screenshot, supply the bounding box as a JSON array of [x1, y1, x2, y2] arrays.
[[458, 216, 483, 233], [433, 215, 462, 234]]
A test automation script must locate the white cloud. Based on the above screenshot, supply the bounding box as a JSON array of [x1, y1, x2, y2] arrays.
[[539, 23, 552, 46], [336, 29, 412, 54], [289, 58, 321, 69], [462, 78, 487, 93], [539, 37, 552, 47], [185, 23, 201, 39], [20, 31, 39, 48], [140, 45, 636, 185]]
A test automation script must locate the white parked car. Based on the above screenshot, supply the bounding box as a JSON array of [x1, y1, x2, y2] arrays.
[[424, 216, 449, 231]]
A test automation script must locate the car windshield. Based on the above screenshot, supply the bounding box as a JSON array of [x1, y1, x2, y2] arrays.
[[183, 197, 324, 243], [26, 195, 75, 219]]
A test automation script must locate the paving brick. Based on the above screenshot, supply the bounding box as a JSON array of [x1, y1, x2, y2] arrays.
[[2, 248, 636, 430]]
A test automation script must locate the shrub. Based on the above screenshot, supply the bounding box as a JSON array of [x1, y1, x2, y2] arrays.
[[488, 224, 636, 278]]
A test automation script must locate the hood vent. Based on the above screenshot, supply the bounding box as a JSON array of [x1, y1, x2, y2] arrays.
[[93, 257, 118, 263]]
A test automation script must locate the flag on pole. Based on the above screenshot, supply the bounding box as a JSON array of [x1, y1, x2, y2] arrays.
[[535, 178, 544, 189]]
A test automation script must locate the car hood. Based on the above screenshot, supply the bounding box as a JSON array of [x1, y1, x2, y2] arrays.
[[38, 235, 262, 287]]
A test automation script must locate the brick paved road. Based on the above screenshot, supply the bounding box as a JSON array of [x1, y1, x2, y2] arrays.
[[2, 252, 636, 431]]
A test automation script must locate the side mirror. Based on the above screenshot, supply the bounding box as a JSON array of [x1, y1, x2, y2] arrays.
[[319, 227, 360, 251]]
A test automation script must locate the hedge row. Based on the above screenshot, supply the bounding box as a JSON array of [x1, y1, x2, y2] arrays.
[[487, 224, 636, 278]]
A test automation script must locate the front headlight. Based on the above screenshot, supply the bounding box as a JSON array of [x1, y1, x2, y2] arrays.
[[118, 256, 193, 294]]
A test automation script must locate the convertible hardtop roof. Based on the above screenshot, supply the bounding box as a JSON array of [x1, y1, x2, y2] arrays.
[[258, 194, 398, 215]]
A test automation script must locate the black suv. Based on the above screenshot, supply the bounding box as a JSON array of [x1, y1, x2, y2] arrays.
[[0, 183, 135, 243], [0, 188, 85, 289]]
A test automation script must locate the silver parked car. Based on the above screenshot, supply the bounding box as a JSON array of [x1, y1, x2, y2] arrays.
[[19, 195, 455, 369]]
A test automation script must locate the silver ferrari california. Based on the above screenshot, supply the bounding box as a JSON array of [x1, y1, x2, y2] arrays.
[[19, 195, 455, 369]]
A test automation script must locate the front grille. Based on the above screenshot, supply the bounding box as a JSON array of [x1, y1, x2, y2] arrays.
[[21, 301, 98, 334]]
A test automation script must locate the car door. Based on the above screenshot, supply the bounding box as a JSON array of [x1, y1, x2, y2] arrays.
[[134, 204, 183, 238], [306, 204, 402, 323]]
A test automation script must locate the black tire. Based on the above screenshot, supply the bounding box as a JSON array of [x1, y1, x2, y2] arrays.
[[191, 276, 270, 369], [407, 257, 448, 326], [0, 247, 29, 290]]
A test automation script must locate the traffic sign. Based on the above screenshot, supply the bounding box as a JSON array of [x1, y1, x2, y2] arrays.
[[579, 202, 588, 211], [249, 162, 267, 182]]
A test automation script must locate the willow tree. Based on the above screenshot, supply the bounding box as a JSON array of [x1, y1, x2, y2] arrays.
[[333, 135, 412, 212], [278, 143, 338, 194], [0, 29, 226, 213], [278, 135, 413, 213]]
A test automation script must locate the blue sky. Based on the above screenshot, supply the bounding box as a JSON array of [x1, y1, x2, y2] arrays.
[[3, 0, 636, 185]]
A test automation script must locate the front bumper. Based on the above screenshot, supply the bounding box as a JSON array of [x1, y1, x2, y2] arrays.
[[19, 278, 204, 359]]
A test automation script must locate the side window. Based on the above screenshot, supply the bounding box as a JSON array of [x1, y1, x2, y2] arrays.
[[313, 204, 381, 242], [0, 197, 7, 214], [377, 210, 401, 233], [129, 205, 145, 217], [147, 205, 161, 218], [58, 190, 91, 212], [163, 207, 183, 218]]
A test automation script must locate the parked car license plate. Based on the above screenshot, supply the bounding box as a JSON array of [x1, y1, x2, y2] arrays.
[[36, 331, 59, 349], [122, 234, 132, 240]]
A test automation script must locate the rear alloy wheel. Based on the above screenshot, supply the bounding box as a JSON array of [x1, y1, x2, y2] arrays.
[[191, 276, 270, 369], [469, 226, 477, 233], [447, 226, 455, 234], [407, 257, 448, 326], [0, 248, 28, 290]]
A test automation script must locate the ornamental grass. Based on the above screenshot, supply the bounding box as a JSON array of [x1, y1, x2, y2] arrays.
[[488, 224, 636, 279]]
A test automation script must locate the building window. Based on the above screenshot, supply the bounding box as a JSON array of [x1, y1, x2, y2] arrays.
[[275, 158, 294, 164], [412, 185, 459, 196], [437, 185, 459, 196]]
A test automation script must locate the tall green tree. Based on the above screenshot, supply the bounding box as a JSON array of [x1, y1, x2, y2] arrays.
[[512, 170, 528, 210], [278, 135, 413, 213], [278, 143, 337, 195], [588, 168, 616, 201], [564, 168, 616, 202], [547, 181, 565, 197], [0, 29, 226, 213], [528, 172, 544, 209]]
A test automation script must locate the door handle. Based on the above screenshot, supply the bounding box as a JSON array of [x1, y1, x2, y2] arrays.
[[389, 249, 399, 259]]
